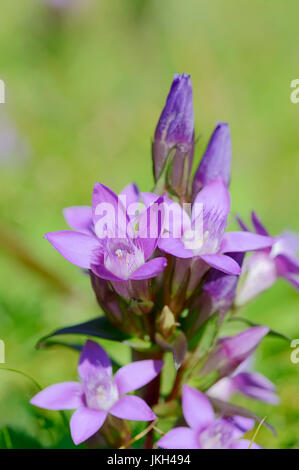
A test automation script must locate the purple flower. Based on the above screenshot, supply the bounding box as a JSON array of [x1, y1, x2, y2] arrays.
[[158, 178, 275, 275], [153, 74, 194, 194], [235, 212, 299, 305], [208, 359, 279, 405], [192, 122, 231, 198], [45, 183, 167, 282], [157, 385, 260, 449], [30, 340, 163, 445], [200, 326, 269, 379]]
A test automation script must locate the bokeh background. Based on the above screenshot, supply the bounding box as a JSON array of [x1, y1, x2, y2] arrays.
[[0, 0, 298, 449]]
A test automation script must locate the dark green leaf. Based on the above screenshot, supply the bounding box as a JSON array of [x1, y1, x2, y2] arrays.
[[36, 316, 130, 349], [229, 317, 291, 342]]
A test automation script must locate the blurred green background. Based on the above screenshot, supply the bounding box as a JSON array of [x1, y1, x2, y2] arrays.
[[0, 0, 298, 449]]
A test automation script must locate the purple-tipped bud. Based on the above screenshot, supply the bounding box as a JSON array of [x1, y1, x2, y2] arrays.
[[153, 74, 194, 197], [201, 326, 269, 379], [192, 123, 231, 199], [188, 253, 244, 334]]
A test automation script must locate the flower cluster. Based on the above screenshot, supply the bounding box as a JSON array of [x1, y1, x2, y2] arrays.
[[31, 74, 299, 449]]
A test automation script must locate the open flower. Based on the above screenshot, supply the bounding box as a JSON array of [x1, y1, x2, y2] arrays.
[[45, 183, 167, 282], [30, 340, 163, 445], [158, 177, 275, 275], [235, 212, 299, 305], [157, 385, 260, 449]]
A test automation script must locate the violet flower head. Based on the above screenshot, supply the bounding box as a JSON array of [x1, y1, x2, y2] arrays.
[[158, 177, 275, 276], [45, 183, 167, 283], [200, 326, 269, 380], [153, 74, 194, 195], [192, 122, 231, 198], [235, 212, 299, 305], [30, 340, 163, 445], [157, 385, 260, 449]]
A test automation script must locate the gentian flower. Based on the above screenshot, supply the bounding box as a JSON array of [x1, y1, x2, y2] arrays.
[[30, 340, 163, 445], [200, 326, 269, 380], [45, 183, 167, 282], [157, 385, 260, 449], [192, 122, 231, 198], [158, 177, 275, 275], [208, 358, 279, 405], [235, 212, 299, 305], [153, 74, 194, 195]]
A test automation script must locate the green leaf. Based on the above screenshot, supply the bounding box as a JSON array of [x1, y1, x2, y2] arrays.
[[36, 316, 130, 349], [155, 330, 187, 370], [229, 316, 291, 342], [189, 314, 219, 354]]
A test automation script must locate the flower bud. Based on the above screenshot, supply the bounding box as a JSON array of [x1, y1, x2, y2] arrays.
[[192, 123, 231, 199], [200, 326, 269, 380], [153, 74, 194, 198]]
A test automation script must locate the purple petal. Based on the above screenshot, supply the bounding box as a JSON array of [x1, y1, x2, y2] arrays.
[[120, 183, 140, 207], [129, 257, 167, 280], [235, 252, 277, 306], [159, 237, 194, 258], [236, 216, 249, 232], [192, 177, 230, 224], [224, 327, 269, 358], [228, 416, 255, 437], [192, 123, 231, 196], [109, 395, 156, 421], [91, 263, 124, 282], [30, 382, 83, 410], [44, 231, 100, 269], [157, 427, 199, 449], [70, 406, 107, 445], [78, 340, 112, 381], [136, 196, 165, 259], [274, 231, 299, 257], [220, 232, 275, 253], [232, 372, 279, 405], [230, 439, 262, 449], [92, 183, 129, 238], [207, 378, 235, 402], [284, 273, 299, 291], [182, 385, 214, 432], [251, 212, 269, 236], [114, 360, 163, 395], [63, 206, 93, 234], [200, 254, 241, 275], [201, 327, 269, 378], [275, 253, 299, 276]]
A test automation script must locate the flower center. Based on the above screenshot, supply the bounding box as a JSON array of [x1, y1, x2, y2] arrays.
[[83, 375, 119, 412], [104, 239, 145, 279], [198, 420, 234, 449]]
